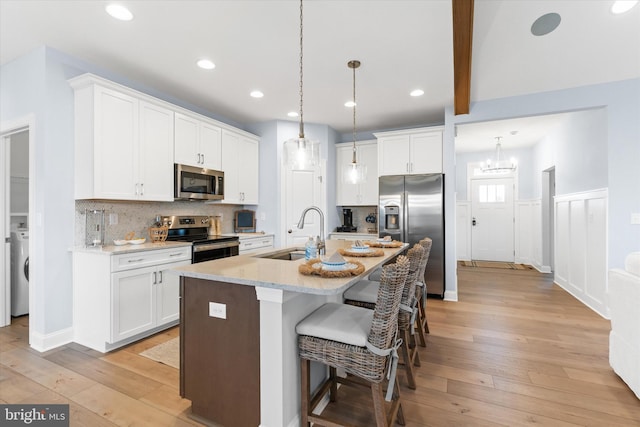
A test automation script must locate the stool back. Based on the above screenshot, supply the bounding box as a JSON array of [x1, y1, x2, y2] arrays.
[[398, 244, 426, 329], [368, 255, 410, 351], [418, 237, 433, 282]]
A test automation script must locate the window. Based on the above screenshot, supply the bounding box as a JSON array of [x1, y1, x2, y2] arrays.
[[478, 184, 505, 203]]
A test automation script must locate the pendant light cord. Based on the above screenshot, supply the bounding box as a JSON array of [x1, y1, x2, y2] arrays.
[[348, 60, 361, 163], [298, 0, 305, 138], [352, 62, 357, 162]]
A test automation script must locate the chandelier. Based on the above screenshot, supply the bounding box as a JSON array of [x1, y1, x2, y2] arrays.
[[343, 60, 367, 184], [283, 0, 320, 170], [481, 137, 517, 173]]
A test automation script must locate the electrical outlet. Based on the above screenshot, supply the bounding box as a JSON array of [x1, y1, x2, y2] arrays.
[[209, 302, 226, 319], [109, 213, 118, 225], [631, 213, 640, 225]]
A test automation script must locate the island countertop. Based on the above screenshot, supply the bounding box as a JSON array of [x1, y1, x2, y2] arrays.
[[171, 239, 407, 295]]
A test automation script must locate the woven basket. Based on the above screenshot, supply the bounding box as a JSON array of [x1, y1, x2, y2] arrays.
[[148, 226, 169, 242]]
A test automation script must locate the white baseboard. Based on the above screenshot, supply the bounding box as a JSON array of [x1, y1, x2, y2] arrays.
[[444, 290, 458, 301], [30, 327, 73, 352], [534, 264, 552, 273]]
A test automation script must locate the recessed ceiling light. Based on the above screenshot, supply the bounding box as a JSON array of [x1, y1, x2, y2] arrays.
[[197, 59, 215, 70], [105, 4, 133, 21], [531, 13, 561, 36], [410, 89, 425, 97], [344, 101, 356, 108], [250, 91, 264, 98], [287, 111, 299, 118], [611, 0, 639, 14]]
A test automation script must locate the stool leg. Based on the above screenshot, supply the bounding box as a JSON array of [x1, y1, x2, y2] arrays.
[[400, 328, 416, 390], [371, 382, 389, 427], [300, 358, 310, 427], [329, 367, 338, 402]]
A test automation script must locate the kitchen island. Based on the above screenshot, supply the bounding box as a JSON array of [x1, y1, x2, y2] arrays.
[[172, 239, 407, 427]]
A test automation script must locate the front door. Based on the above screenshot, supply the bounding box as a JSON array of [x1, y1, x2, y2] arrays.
[[283, 162, 325, 248], [471, 177, 515, 262]]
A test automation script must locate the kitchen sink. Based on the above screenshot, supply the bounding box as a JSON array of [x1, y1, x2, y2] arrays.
[[253, 248, 306, 261]]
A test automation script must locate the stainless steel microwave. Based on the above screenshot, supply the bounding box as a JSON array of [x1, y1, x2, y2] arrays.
[[174, 164, 224, 201]]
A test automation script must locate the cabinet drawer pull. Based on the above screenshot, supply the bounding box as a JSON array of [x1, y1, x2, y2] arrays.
[[127, 258, 144, 263], [153, 271, 157, 284], [169, 253, 184, 257]]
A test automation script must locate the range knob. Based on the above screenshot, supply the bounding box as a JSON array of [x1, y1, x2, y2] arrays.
[[201, 218, 209, 224]]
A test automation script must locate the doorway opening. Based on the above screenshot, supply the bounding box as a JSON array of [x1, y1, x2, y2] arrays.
[[542, 167, 556, 272], [1, 116, 34, 331]]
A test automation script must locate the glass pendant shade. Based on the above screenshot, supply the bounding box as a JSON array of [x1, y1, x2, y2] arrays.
[[343, 145, 367, 184], [284, 136, 320, 170]]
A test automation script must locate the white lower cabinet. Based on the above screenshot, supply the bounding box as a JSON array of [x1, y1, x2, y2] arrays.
[[73, 246, 191, 352], [239, 234, 274, 254]]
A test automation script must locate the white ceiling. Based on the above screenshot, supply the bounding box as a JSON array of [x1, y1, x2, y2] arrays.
[[1, 0, 639, 152]]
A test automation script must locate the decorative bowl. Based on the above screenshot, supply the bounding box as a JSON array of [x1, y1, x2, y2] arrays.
[[113, 240, 129, 246], [129, 238, 146, 245]]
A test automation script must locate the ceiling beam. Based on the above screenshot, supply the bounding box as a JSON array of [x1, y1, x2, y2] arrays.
[[452, 0, 474, 115]]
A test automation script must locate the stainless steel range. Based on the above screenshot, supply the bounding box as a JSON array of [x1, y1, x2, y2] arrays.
[[161, 215, 239, 263]]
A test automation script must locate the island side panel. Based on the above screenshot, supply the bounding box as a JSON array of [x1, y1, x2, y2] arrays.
[[180, 277, 260, 427]]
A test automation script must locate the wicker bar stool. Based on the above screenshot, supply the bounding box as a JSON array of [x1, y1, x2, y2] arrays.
[[343, 244, 426, 390], [296, 255, 410, 427], [414, 238, 432, 348]]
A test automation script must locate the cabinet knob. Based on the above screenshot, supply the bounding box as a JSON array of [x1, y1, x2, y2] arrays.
[[288, 229, 293, 233]]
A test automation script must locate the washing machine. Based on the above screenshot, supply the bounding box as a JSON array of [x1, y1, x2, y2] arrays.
[[11, 229, 29, 316]]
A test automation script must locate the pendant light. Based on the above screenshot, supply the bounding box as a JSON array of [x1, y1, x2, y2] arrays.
[[343, 60, 367, 184], [283, 0, 320, 170], [481, 136, 517, 173]]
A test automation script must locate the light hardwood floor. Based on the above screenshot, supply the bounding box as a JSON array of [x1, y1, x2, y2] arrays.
[[1, 266, 639, 426]]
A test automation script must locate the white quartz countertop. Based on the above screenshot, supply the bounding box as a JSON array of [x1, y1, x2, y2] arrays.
[[71, 241, 192, 255], [171, 239, 408, 295]]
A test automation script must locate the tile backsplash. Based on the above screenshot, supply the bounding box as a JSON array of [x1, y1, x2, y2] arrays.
[[75, 200, 238, 246]]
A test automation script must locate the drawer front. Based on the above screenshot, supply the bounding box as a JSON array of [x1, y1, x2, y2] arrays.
[[239, 236, 274, 253], [111, 247, 191, 272]]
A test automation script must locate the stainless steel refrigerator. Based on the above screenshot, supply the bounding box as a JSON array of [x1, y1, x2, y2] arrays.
[[379, 174, 444, 298]]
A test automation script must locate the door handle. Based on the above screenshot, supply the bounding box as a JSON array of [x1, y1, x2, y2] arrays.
[[288, 229, 293, 233], [472, 217, 477, 226]]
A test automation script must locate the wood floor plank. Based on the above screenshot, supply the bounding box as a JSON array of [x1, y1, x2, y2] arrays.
[[100, 349, 179, 390], [17, 389, 118, 427], [44, 347, 163, 400], [0, 347, 96, 397], [71, 383, 200, 427], [446, 378, 635, 427], [0, 365, 49, 403]]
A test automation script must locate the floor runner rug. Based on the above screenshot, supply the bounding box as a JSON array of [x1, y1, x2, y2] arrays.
[[458, 260, 532, 270], [139, 337, 179, 369]]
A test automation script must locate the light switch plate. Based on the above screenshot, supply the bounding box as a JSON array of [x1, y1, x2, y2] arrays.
[[109, 213, 118, 225], [632, 213, 640, 225], [209, 302, 226, 319]]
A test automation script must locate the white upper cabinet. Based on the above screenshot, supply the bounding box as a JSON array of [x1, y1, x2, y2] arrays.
[[221, 129, 259, 205], [375, 127, 443, 176], [336, 140, 378, 206], [174, 112, 222, 170], [70, 74, 174, 201]]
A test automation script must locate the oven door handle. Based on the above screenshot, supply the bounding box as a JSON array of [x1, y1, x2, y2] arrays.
[[193, 241, 240, 253]]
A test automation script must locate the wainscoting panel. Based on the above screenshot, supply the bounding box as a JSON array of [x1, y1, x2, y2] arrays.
[[554, 189, 608, 317]]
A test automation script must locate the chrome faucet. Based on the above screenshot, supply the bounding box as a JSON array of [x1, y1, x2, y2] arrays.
[[297, 206, 325, 255]]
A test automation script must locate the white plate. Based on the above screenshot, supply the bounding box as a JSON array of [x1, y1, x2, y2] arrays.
[[113, 240, 129, 246], [129, 238, 146, 245], [351, 245, 370, 252], [316, 261, 356, 272]]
